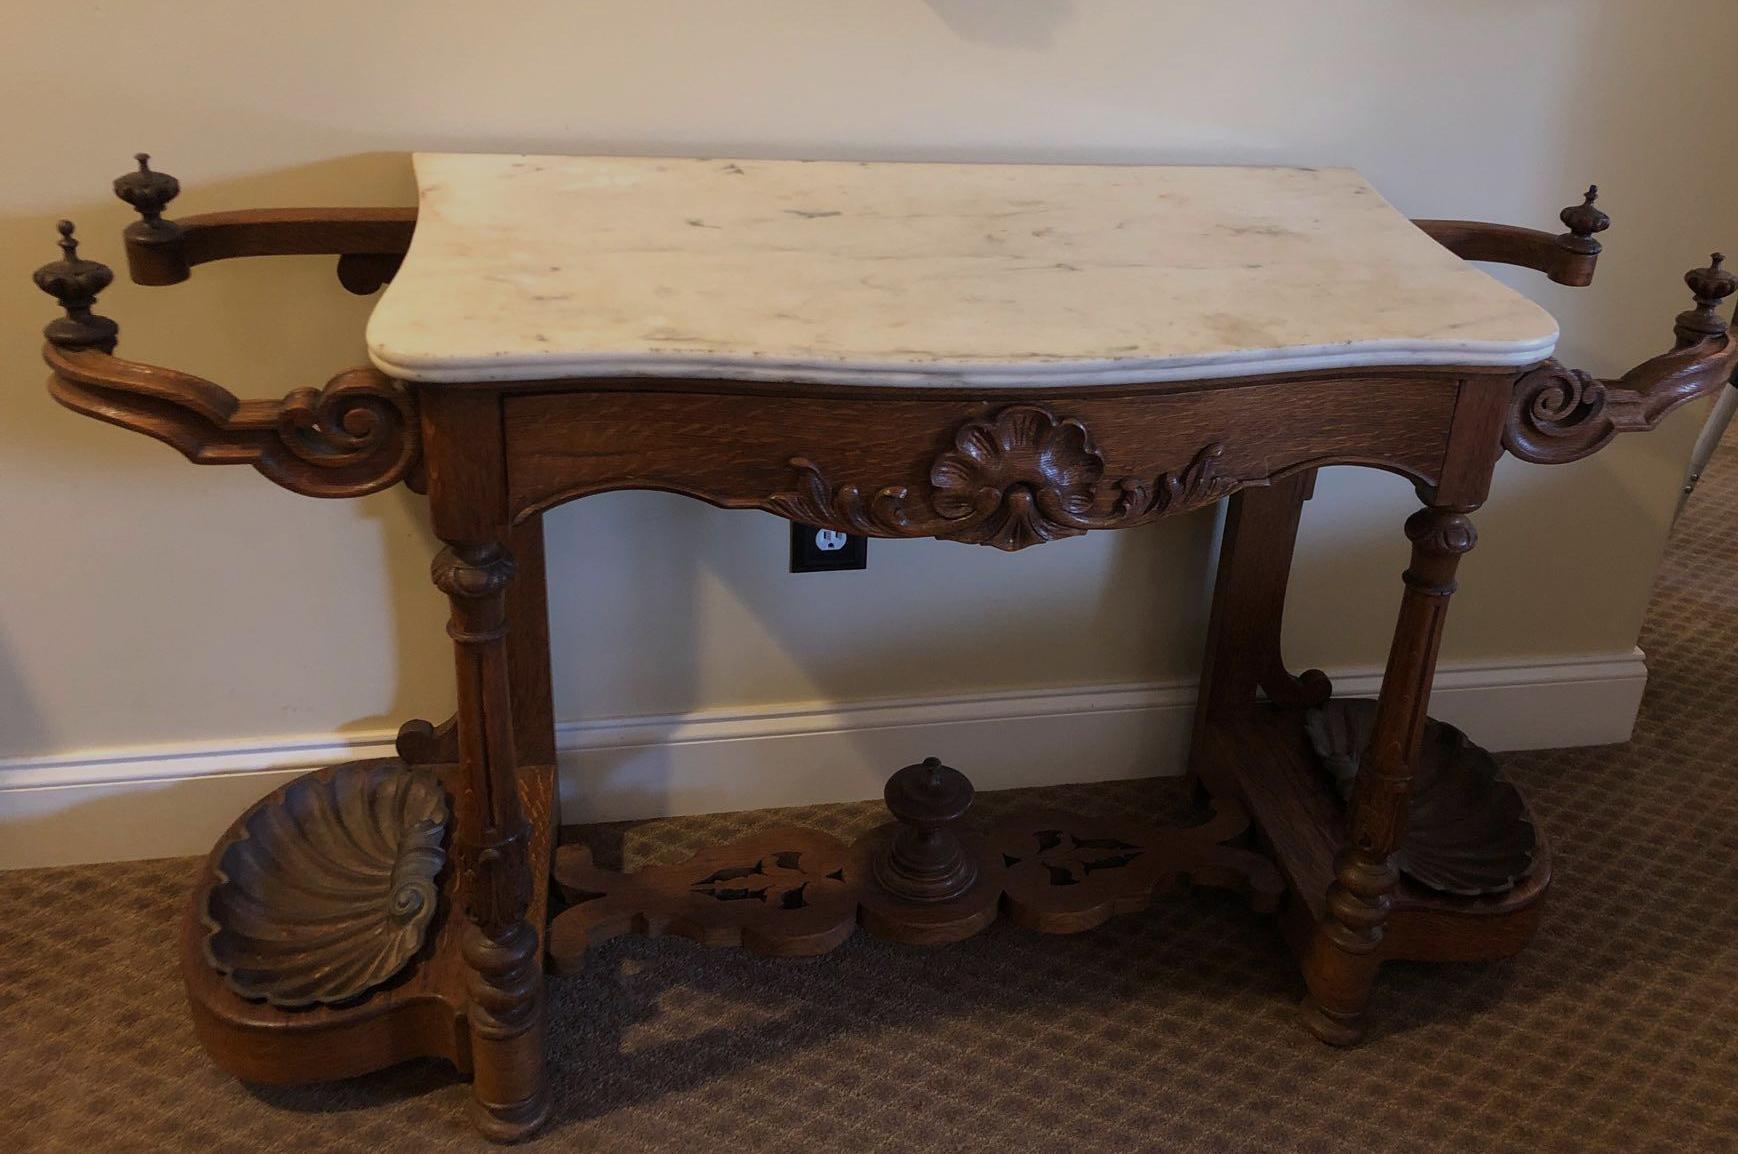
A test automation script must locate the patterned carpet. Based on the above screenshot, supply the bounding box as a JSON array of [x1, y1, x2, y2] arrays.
[[6, 443, 1738, 1154]]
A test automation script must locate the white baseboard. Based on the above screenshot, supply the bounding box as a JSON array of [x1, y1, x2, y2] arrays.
[[0, 649, 1646, 869]]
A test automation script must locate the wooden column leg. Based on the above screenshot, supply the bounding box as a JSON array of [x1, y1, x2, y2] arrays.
[[395, 516, 551, 773], [1298, 499, 1477, 1044], [421, 389, 549, 1142], [1188, 470, 1328, 793], [435, 540, 551, 1140]]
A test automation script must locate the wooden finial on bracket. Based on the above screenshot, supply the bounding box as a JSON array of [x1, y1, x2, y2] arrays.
[[1557, 185, 1610, 255], [33, 220, 119, 353], [114, 152, 190, 284], [114, 152, 180, 229], [1677, 253, 1737, 345]]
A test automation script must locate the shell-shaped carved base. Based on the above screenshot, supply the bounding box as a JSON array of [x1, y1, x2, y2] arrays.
[[1304, 699, 1537, 896], [200, 760, 450, 1007]]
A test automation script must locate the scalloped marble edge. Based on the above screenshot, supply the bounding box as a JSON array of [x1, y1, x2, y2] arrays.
[[369, 332, 1559, 388]]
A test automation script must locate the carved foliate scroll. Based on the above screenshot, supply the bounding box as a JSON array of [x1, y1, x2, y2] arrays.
[[770, 404, 1237, 551], [1506, 255, 1738, 466], [45, 349, 423, 498]]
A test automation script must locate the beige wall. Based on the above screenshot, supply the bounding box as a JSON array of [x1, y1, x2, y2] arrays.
[[2, 2, 1732, 764]]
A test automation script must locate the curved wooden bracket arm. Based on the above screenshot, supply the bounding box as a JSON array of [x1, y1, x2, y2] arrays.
[[1504, 255, 1738, 465], [34, 217, 422, 498], [44, 344, 423, 497], [125, 207, 417, 291], [115, 154, 414, 293], [1414, 186, 1610, 287], [1505, 339, 1738, 465]]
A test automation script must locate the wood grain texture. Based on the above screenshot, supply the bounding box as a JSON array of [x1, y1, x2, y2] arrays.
[[502, 372, 1462, 531], [45, 344, 422, 498]]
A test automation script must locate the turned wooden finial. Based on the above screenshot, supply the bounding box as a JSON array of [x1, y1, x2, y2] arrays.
[[1677, 253, 1737, 344], [874, 756, 978, 902], [114, 153, 188, 286], [113, 152, 180, 227], [1557, 185, 1610, 255], [33, 220, 119, 353]]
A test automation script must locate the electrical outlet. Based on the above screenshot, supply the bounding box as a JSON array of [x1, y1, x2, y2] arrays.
[[789, 522, 867, 572]]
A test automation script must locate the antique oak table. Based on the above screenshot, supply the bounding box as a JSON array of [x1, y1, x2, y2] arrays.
[[35, 153, 1738, 1142]]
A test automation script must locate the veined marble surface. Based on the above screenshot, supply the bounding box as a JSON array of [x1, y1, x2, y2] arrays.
[[366, 153, 1560, 387]]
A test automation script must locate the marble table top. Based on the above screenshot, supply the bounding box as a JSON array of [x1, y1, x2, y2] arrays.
[[366, 153, 1560, 387]]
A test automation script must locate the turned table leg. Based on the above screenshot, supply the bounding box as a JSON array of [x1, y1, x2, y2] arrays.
[[1298, 498, 1478, 1043], [423, 390, 550, 1142]]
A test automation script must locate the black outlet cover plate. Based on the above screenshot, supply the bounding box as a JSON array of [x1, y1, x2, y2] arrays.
[[789, 522, 868, 572]]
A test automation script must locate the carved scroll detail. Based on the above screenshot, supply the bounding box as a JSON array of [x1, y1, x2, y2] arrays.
[[1505, 340, 1738, 465], [34, 219, 421, 498], [1505, 360, 1612, 463], [46, 346, 422, 498], [769, 404, 1237, 551], [1506, 255, 1738, 466]]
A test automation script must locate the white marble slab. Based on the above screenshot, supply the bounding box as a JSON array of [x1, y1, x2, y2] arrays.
[[366, 153, 1559, 387]]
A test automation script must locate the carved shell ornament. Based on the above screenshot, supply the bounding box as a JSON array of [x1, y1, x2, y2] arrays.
[[200, 761, 450, 1007], [770, 404, 1238, 551], [929, 407, 1103, 549]]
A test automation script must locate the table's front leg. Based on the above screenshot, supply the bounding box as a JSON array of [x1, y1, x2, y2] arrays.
[[423, 390, 550, 1142], [1299, 494, 1478, 1044]]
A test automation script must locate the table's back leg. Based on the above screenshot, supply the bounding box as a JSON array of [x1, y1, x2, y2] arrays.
[[1188, 469, 1327, 796], [423, 389, 551, 1142]]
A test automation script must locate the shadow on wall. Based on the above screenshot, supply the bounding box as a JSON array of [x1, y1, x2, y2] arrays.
[[0, 644, 47, 761], [0, 766, 320, 869], [0, 152, 443, 765], [923, 0, 1075, 49]]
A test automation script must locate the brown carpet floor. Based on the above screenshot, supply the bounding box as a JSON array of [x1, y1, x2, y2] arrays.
[[7, 442, 1738, 1154]]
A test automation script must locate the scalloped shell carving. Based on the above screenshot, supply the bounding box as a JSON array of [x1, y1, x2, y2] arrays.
[[767, 404, 1237, 551], [1304, 699, 1537, 896], [200, 760, 449, 1007]]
